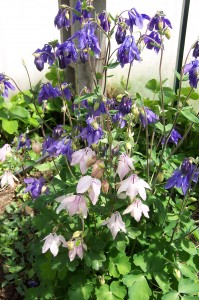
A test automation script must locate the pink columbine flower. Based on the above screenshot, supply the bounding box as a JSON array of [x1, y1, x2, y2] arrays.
[[67, 239, 87, 261], [102, 211, 126, 239], [116, 153, 134, 180], [117, 174, 151, 201], [0, 144, 11, 163], [56, 194, 88, 218], [76, 175, 101, 205], [123, 199, 150, 222], [71, 147, 96, 174], [1, 170, 19, 188], [42, 233, 67, 257]]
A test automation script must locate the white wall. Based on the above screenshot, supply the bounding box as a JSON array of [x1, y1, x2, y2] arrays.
[[0, 0, 60, 96], [107, 0, 184, 96]]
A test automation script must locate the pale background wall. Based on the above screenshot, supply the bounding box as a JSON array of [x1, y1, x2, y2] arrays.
[[0, 0, 198, 98]]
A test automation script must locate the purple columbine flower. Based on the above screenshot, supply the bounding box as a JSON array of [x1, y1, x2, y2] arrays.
[[43, 136, 73, 161], [72, 0, 92, 23], [53, 125, 65, 139], [56, 41, 78, 69], [165, 158, 199, 195], [33, 44, 55, 71], [24, 177, 49, 199], [115, 20, 127, 45], [126, 8, 150, 32], [38, 83, 61, 105], [71, 22, 101, 59], [148, 12, 172, 31], [139, 107, 159, 127], [17, 134, 31, 150], [98, 11, 110, 32], [60, 83, 72, 100], [80, 117, 103, 146], [117, 36, 140, 67], [93, 102, 107, 117], [54, 8, 70, 29], [144, 31, 162, 53], [118, 96, 132, 115], [0, 74, 15, 98], [193, 42, 199, 59], [162, 129, 182, 145], [184, 60, 199, 89], [112, 112, 126, 128]]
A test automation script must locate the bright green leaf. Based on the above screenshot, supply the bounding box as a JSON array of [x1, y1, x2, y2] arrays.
[[109, 253, 131, 278], [162, 291, 180, 300], [181, 109, 199, 124], [178, 278, 199, 294], [9, 106, 30, 120], [2, 119, 18, 134], [128, 276, 152, 300]]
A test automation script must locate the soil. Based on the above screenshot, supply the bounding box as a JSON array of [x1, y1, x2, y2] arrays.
[[0, 187, 21, 300]]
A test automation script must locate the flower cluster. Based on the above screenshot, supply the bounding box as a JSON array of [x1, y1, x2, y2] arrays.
[[0, 74, 15, 98]]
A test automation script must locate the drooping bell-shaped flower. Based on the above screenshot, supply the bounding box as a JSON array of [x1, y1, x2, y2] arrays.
[[102, 211, 126, 239], [56, 194, 88, 218], [33, 44, 55, 71], [24, 177, 49, 199], [139, 107, 159, 127], [1, 171, 19, 188], [184, 60, 199, 89], [123, 199, 149, 222], [67, 238, 87, 261], [115, 20, 127, 45], [162, 129, 182, 145], [54, 8, 70, 29], [144, 31, 162, 53], [117, 174, 151, 201], [71, 147, 96, 174], [148, 12, 172, 31], [98, 11, 110, 32], [165, 158, 199, 195], [38, 83, 61, 104], [118, 96, 132, 115], [76, 175, 101, 205], [193, 41, 199, 59], [42, 233, 67, 257], [80, 117, 104, 146], [116, 154, 134, 180], [126, 8, 150, 32], [56, 41, 78, 69], [0, 73, 15, 98], [117, 36, 140, 67], [17, 134, 31, 150], [0, 144, 12, 163]]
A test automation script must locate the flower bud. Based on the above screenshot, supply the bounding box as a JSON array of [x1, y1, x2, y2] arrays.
[[32, 142, 41, 154], [164, 28, 171, 39], [158, 20, 164, 30], [91, 160, 104, 179], [92, 122, 99, 130], [174, 269, 181, 280], [131, 105, 139, 119], [41, 186, 48, 194], [86, 155, 96, 167], [65, 11, 70, 20], [99, 275, 105, 285], [157, 172, 164, 183], [102, 180, 109, 193], [67, 240, 74, 251], [72, 231, 82, 239], [125, 142, 132, 151]]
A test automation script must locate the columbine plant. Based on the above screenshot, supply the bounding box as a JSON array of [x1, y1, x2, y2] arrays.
[[1, 1, 199, 299]]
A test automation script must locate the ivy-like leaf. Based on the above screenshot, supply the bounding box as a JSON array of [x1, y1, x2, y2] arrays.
[[95, 281, 126, 300], [2, 119, 18, 134], [128, 276, 152, 300], [109, 253, 131, 278], [162, 291, 180, 300]]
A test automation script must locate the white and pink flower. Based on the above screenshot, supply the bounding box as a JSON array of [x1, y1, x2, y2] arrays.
[[1, 170, 19, 188], [0, 144, 11, 163], [123, 199, 150, 222], [117, 174, 151, 201], [71, 147, 96, 174], [116, 153, 134, 180], [56, 194, 88, 218], [42, 233, 67, 257], [67, 239, 87, 261], [102, 211, 126, 239], [76, 175, 101, 205]]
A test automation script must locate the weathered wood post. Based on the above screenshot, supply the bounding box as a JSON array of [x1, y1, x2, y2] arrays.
[[58, 0, 107, 93]]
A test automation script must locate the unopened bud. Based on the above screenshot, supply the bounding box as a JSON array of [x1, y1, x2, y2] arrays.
[[164, 28, 171, 39], [86, 155, 96, 167], [41, 186, 47, 194], [92, 122, 99, 130], [125, 142, 131, 151], [99, 275, 105, 285], [91, 160, 104, 179], [65, 11, 70, 20], [174, 269, 181, 280], [132, 105, 139, 118], [72, 231, 82, 239], [158, 20, 164, 30], [67, 241, 74, 251], [157, 172, 164, 183], [102, 180, 109, 193], [32, 142, 41, 154]]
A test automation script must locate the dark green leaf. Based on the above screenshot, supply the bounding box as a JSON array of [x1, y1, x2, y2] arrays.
[[181, 109, 199, 124]]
